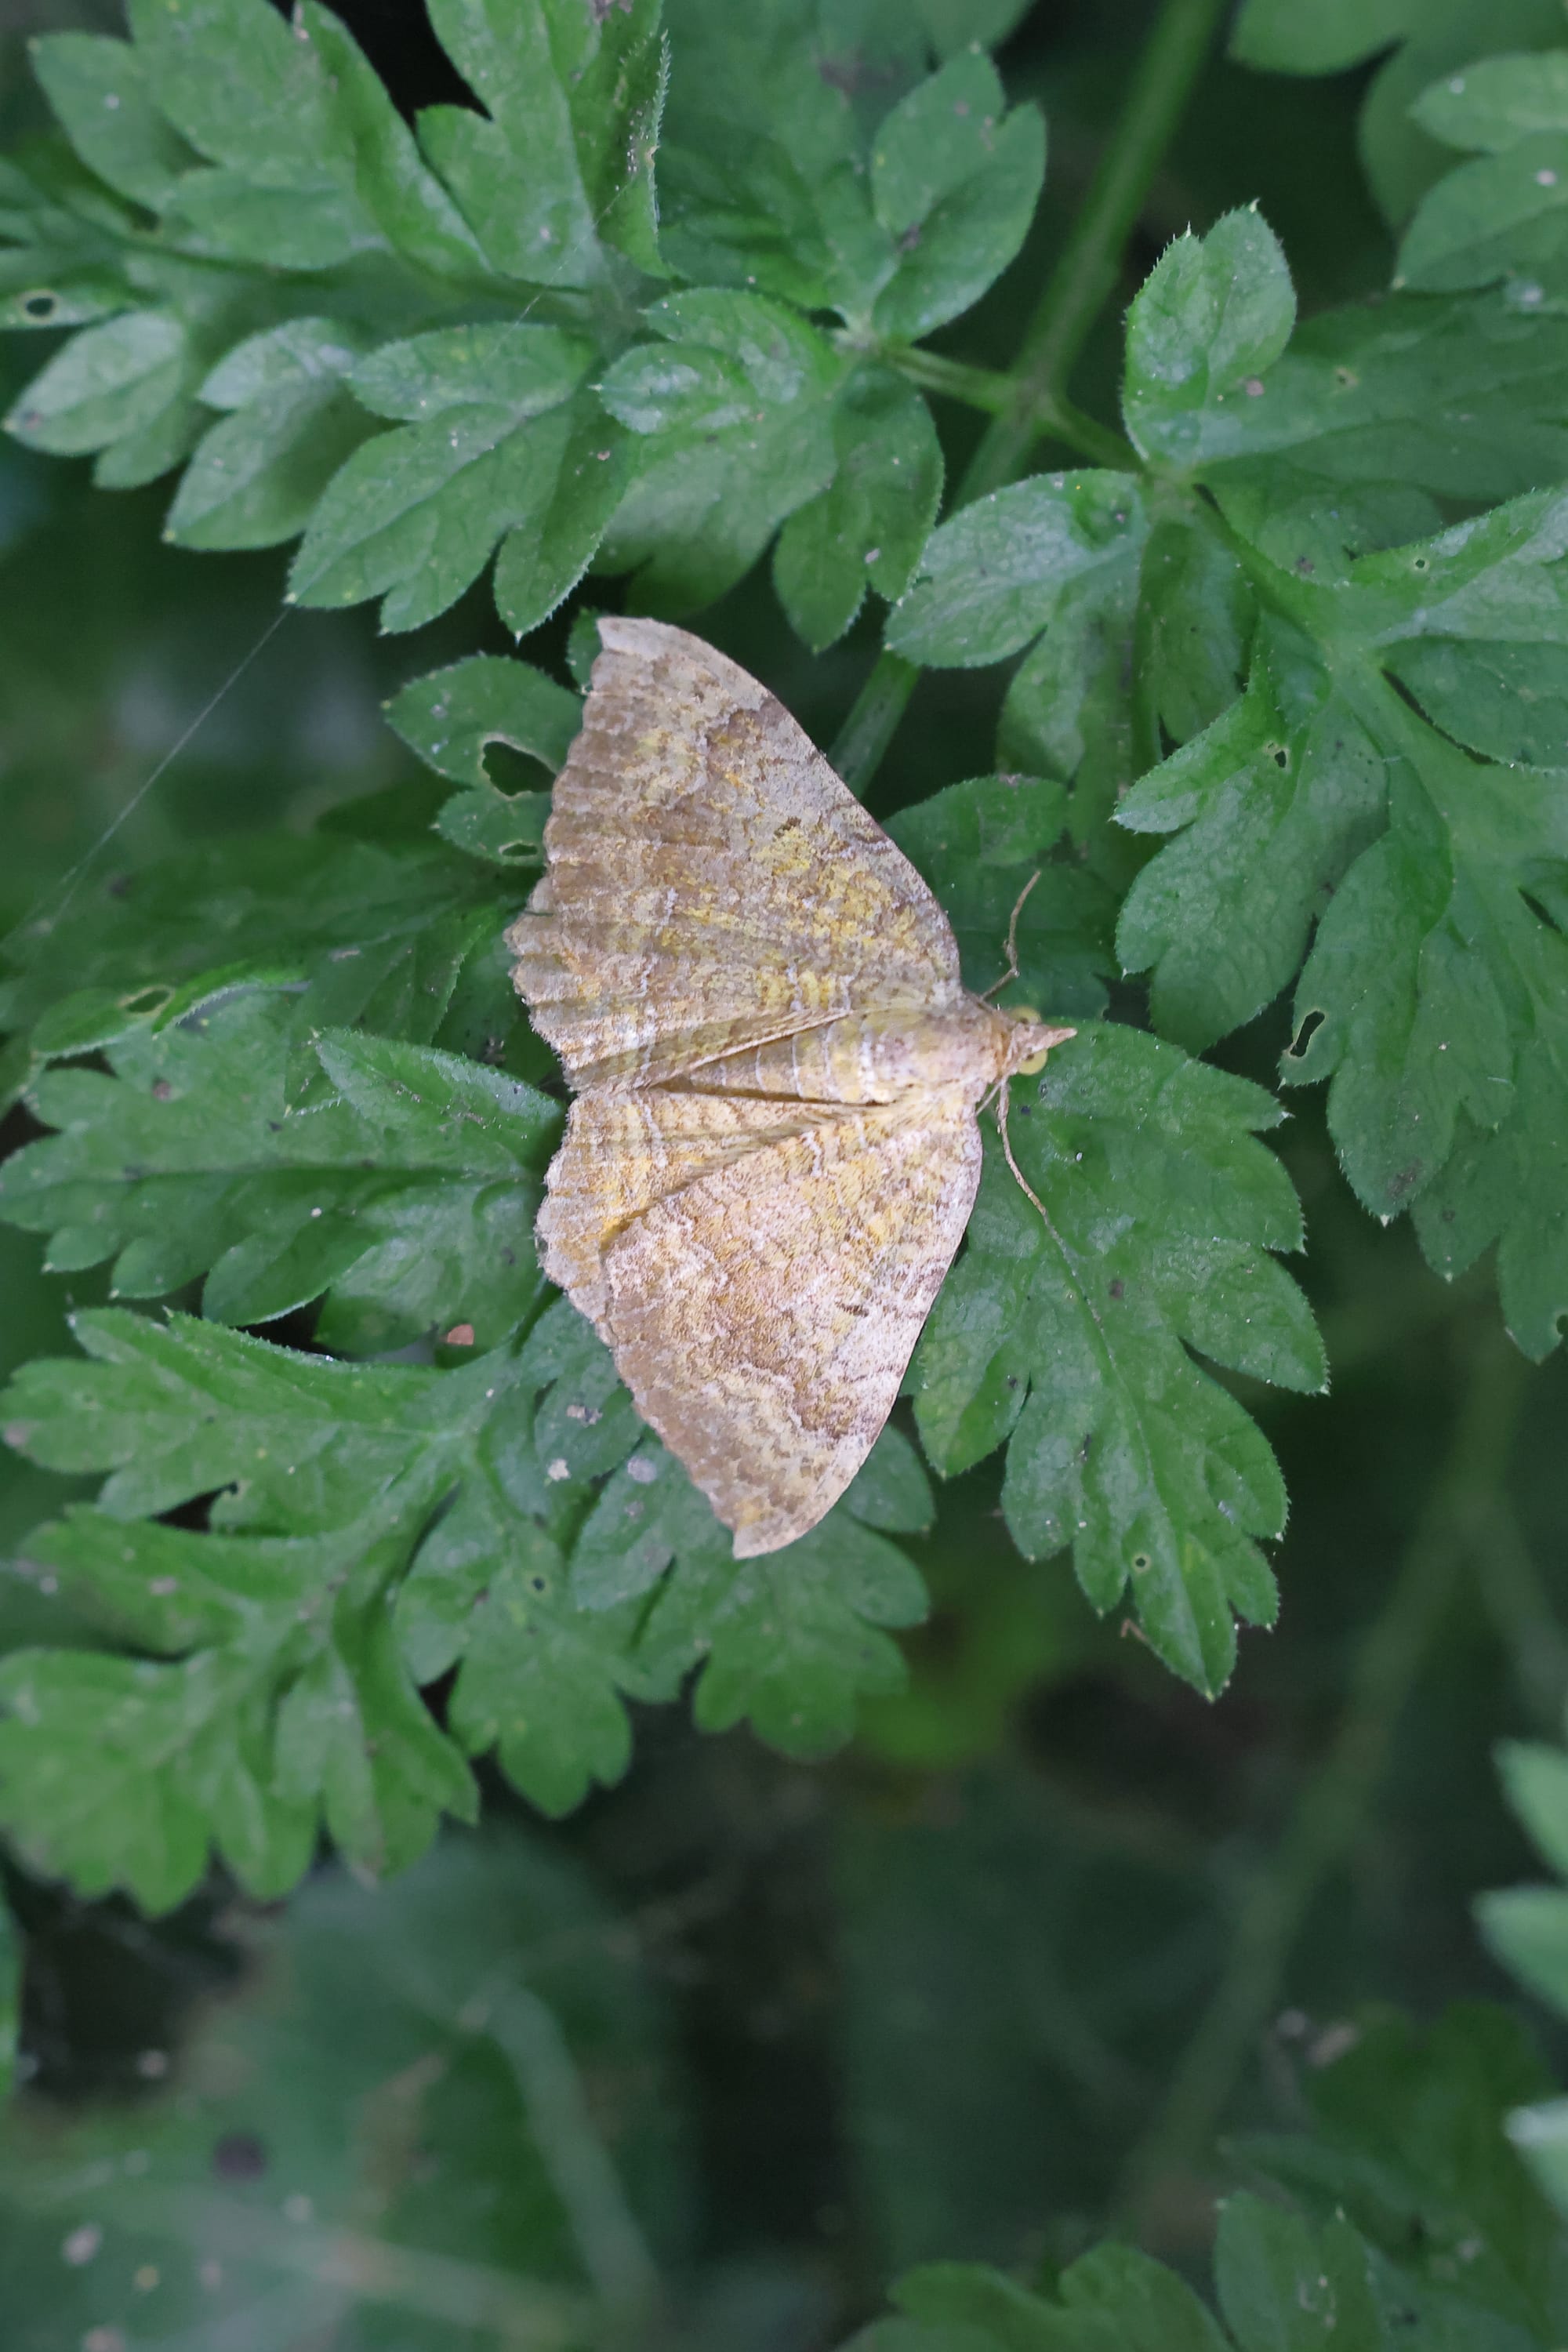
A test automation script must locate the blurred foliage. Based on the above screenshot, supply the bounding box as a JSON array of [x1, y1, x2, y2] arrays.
[[1, 2, 1567, 2350]]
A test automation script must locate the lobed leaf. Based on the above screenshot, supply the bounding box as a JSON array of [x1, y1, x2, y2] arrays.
[[1123, 208, 1297, 474], [0, 1828, 682, 2337], [888, 470, 1146, 666], [774, 367, 943, 651], [28, 31, 199, 212], [658, 2, 1042, 336], [598, 288, 845, 612], [0, 1292, 930, 1894], [419, 0, 664, 288], [0, 830, 526, 1109], [289, 323, 601, 631], [911, 1026, 1323, 1697]]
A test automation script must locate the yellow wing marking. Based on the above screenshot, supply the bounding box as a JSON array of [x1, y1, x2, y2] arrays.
[[594, 1093, 982, 1555], [510, 617, 962, 1087]]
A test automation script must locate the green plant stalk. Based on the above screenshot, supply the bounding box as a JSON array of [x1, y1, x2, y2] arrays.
[[828, 650, 923, 802], [831, 0, 1223, 795], [881, 344, 1135, 470], [964, 0, 1229, 503], [1475, 1495, 1568, 1737], [1111, 1325, 1532, 2227]]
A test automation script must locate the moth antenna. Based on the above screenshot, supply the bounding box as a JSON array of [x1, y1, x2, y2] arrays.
[[978, 868, 1041, 1002], [996, 1075, 1049, 1225]]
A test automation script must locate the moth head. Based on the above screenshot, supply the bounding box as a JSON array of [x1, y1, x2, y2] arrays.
[[1002, 1006, 1076, 1077]]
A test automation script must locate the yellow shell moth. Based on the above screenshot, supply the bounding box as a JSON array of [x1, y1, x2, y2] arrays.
[[509, 619, 1074, 1556]]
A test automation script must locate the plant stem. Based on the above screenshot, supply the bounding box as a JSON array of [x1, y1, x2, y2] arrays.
[[831, 0, 1222, 792], [830, 649, 921, 797], [1110, 1326, 1531, 2230], [881, 344, 1135, 470], [1476, 1495, 1568, 1737], [965, 0, 1229, 503]]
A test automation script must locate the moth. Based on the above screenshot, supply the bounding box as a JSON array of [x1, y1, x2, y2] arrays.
[[509, 619, 1075, 1556]]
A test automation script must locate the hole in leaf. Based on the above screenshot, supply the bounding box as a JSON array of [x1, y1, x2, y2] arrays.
[[1287, 1007, 1325, 1060], [118, 985, 172, 1018], [1131, 1552, 1151, 1573], [21, 291, 56, 321], [1264, 742, 1290, 770], [1411, 556, 1428, 571], [483, 739, 549, 791]]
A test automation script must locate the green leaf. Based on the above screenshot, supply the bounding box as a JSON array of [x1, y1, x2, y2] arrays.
[[1124, 209, 1297, 474], [911, 1025, 1323, 1697], [1137, 512, 1253, 748], [0, 832, 524, 1095], [1382, 633, 1568, 766], [1053, 2244, 1229, 2348], [888, 470, 1147, 667], [401, 1304, 931, 1772], [599, 289, 844, 612], [1399, 133, 1568, 300], [1116, 469, 1568, 1356], [1412, 48, 1568, 151], [419, 0, 665, 287], [868, 51, 1044, 341], [427, 791, 543, 874], [844, 1425, 935, 1536], [0, 1508, 476, 1911], [0, 1313, 558, 1882], [1497, 1735, 1568, 1880], [1506, 2097, 1568, 2221], [1116, 639, 1387, 1052], [493, 402, 636, 639], [0, 1828, 681, 2336], [385, 652, 580, 787], [289, 323, 596, 630], [128, 0, 379, 268], [655, 1, 901, 319], [27, 32, 198, 210], [658, 10, 1038, 335], [5, 308, 184, 456], [165, 315, 377, 550], [296, 0, 489, 281], [387, 651, 579, 869], [1218, 2201, 1389, 2352], [0, 995, 558, 1352], [0, 1283, 931, 1884], [1114, 267, 1568, 502], [773, 366, 943, 650], [441, 1522, 642, 1817], [889, 773, 1116, 1022], [848, 2213, 1396, 2350], [1477, 1739, 1568, 2045], [1238, 2005, 1563, 2343], [1356, 0, 1568, 230], [630, 1502, 928, 1759], [1229, 0, 1420, 74], [1479, 1880, 1568, 2019]]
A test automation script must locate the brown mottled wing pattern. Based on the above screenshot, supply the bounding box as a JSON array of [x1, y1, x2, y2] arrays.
[[598, 1095, 982, 1555], [508, 616, 962, 1087], [535, 1087, 845, 1336]]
